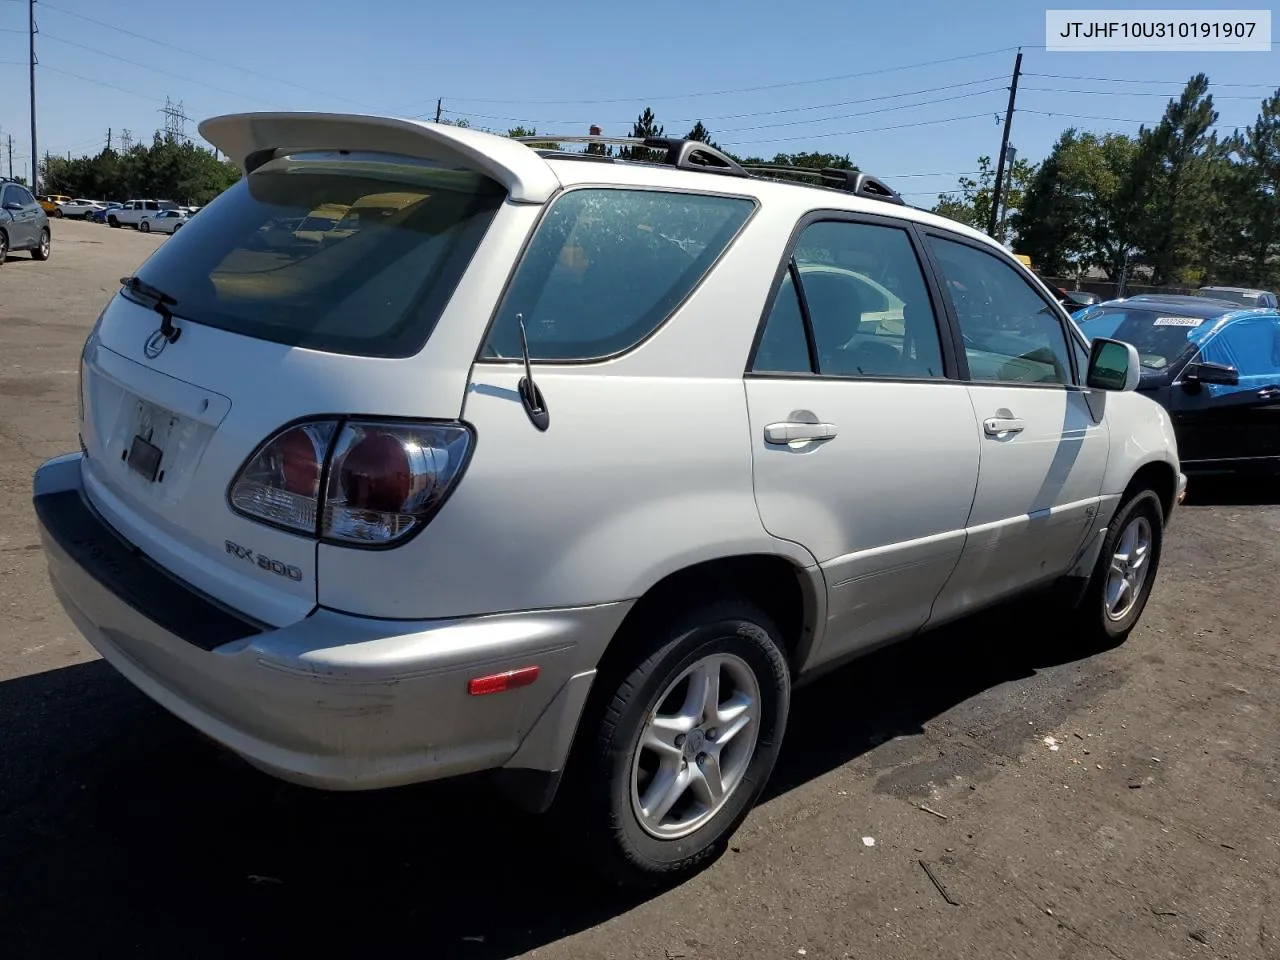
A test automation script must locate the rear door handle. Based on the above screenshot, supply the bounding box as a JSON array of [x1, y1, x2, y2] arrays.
[[983, 417, 1025, 437], [764, 421, 839, 444]]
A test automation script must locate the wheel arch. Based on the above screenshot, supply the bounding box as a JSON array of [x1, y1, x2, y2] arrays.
[[599, 551, 826, 681], [1121, 458, 1179, 523]]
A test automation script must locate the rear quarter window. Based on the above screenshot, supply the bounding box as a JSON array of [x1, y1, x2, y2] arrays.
[[482, 188, 755, 362]]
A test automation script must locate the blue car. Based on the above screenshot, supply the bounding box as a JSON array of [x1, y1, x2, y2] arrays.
[[1074, 295, 1280, 475], [88, 203, 122, 224]]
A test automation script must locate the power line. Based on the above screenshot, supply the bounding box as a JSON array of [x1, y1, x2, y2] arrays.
[[716, 87, 1008, 134], [719, 112, 996, 148], [447, 86, 1008, 137], [40, 32, 292, 109], [1023, 85, 1275, 100], [414, 46, 1025, 108], [1025, 72, 1278, 88], [437, 75, 1011, 128], [38, 0, 385, 112], [1020, 108, 1256, 126]]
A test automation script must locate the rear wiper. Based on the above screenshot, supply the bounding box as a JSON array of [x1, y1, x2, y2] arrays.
[[120, 275, 181, 344]]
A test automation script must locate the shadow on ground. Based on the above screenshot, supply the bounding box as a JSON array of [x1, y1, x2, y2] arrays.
[[1183, 474, 1280, 507], [0, 599, 1116, 958]]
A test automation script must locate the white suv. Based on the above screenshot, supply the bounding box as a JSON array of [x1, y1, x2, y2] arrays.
[[108, 199, 179, 228], [34, 112, 1184, 887]]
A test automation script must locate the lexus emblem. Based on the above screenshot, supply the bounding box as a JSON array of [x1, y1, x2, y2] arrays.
[[143, 329, 168, 359]]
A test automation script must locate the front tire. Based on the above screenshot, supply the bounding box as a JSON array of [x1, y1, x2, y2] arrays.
[[0, 229, 8, 264], [140, 220, 151, 233], [31, 228, 49, 261], [1073, 489, 1164, 645], [566, 600, 791, 888], [108, 216, 120, 228]]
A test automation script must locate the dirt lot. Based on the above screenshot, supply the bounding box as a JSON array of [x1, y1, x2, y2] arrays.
[[1, 219, 1279, 959]]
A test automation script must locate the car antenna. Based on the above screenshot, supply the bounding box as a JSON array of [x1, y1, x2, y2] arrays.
[[516, 314, 549, 431]]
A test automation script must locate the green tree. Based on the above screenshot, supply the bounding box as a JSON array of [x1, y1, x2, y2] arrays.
[[42, 133, 239, 205], [1134, 73, 1220, 284], [620, 107, 664, 162], [506, 126, 561, 151], [933, 155, 1036, 241], [1233, 89, 1280, 286]]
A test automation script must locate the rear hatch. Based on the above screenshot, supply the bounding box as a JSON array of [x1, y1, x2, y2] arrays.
[[76, 116, 558, 627]]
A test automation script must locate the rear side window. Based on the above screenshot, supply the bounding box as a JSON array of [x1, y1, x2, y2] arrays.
[[752, 219, 947, 379], [129, 151, 505, 358], [483, 188, 754, 361]]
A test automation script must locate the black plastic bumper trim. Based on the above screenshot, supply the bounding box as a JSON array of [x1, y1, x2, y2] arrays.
[[34, 488, 267, 652]]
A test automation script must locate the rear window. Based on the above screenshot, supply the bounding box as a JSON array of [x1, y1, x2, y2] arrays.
[[1076, 306, 1209, 374], [483, 188, 755, 361], [1199, 288, 1256, 306], [129, 151, 506, 358]]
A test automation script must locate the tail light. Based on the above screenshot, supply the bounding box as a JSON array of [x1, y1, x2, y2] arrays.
[[228, 419, 472, 547]]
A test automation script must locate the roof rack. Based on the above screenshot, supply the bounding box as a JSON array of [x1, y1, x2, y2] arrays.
[[513, 134, 749, 178], [740, 165, 905, 205], [512, 134, 905, 206]]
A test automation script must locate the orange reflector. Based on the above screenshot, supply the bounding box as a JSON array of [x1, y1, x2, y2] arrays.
[[468, 666, 540, 696]]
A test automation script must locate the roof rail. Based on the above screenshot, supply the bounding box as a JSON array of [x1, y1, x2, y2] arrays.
[[740, 165, 906, 205], [513, 134, 749, 179]]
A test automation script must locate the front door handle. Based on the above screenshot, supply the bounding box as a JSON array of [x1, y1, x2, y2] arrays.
[[1259, 386, 1280, 401], [983, 416, 1025, 437], [764, 421, 839, 444]]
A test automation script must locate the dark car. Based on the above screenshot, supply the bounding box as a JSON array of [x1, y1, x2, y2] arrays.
[[1074, 295, 1280, 475], [88, 202, 123, 224], [0, 178, 51, 263]]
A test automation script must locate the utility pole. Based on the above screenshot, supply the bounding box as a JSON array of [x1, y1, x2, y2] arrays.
[[7, 134, 13, 179], [106, 127, 111, 151], [435, 98, 442, 123], [987, 48, 1022, 240], [28, 0, 37, 193]]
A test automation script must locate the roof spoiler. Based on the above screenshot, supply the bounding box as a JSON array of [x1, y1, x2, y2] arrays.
[[197, 112, 562, 204]]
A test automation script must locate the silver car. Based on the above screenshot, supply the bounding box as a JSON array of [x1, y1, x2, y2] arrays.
[[0, 179, 51, 263]]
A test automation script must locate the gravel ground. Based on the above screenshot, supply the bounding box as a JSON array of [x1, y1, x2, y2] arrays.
[[1, 219, 1278, 959]]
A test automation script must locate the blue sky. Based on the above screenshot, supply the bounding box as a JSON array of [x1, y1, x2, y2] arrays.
[[0, 0, 1275, 202]]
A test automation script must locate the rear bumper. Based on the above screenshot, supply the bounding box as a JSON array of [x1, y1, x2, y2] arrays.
[[34, 453, 628, 793]]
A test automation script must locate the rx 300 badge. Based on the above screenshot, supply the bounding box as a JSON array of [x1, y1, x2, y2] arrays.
[[225, 540, 303, 582]]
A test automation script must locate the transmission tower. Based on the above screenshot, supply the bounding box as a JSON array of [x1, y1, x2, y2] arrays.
[[161, 97, 188, 140], [119, 128, 134, 152]]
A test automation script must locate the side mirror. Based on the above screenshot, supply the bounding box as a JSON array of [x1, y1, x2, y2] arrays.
[[1182, 361, 1239, 386], [1086, 337, 1141, 392], [2, 201, 22, 212]]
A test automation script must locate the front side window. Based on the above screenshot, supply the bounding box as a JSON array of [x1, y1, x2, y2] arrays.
[[483, 188, 754, 361], [752, 219, 946, 379], [1199, 318, 1280, 376], [928, 236, 1073, 385]]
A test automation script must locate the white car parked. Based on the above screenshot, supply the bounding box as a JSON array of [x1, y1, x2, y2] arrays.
[[34, 113, 1184, 888], [58, 198, 107, 219], [141, 210, 188, 234], [107, 199, 179, 229]]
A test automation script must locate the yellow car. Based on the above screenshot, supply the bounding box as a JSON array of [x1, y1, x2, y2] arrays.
[[38, 194, 72, 217]]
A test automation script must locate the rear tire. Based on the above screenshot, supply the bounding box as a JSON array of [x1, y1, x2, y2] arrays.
[[562, 599, 791, 889], [52, 208, 63, 218], [108, 216, 120, 228], [31, 228, 49, 261], [1072, 489, 1164, 646]]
